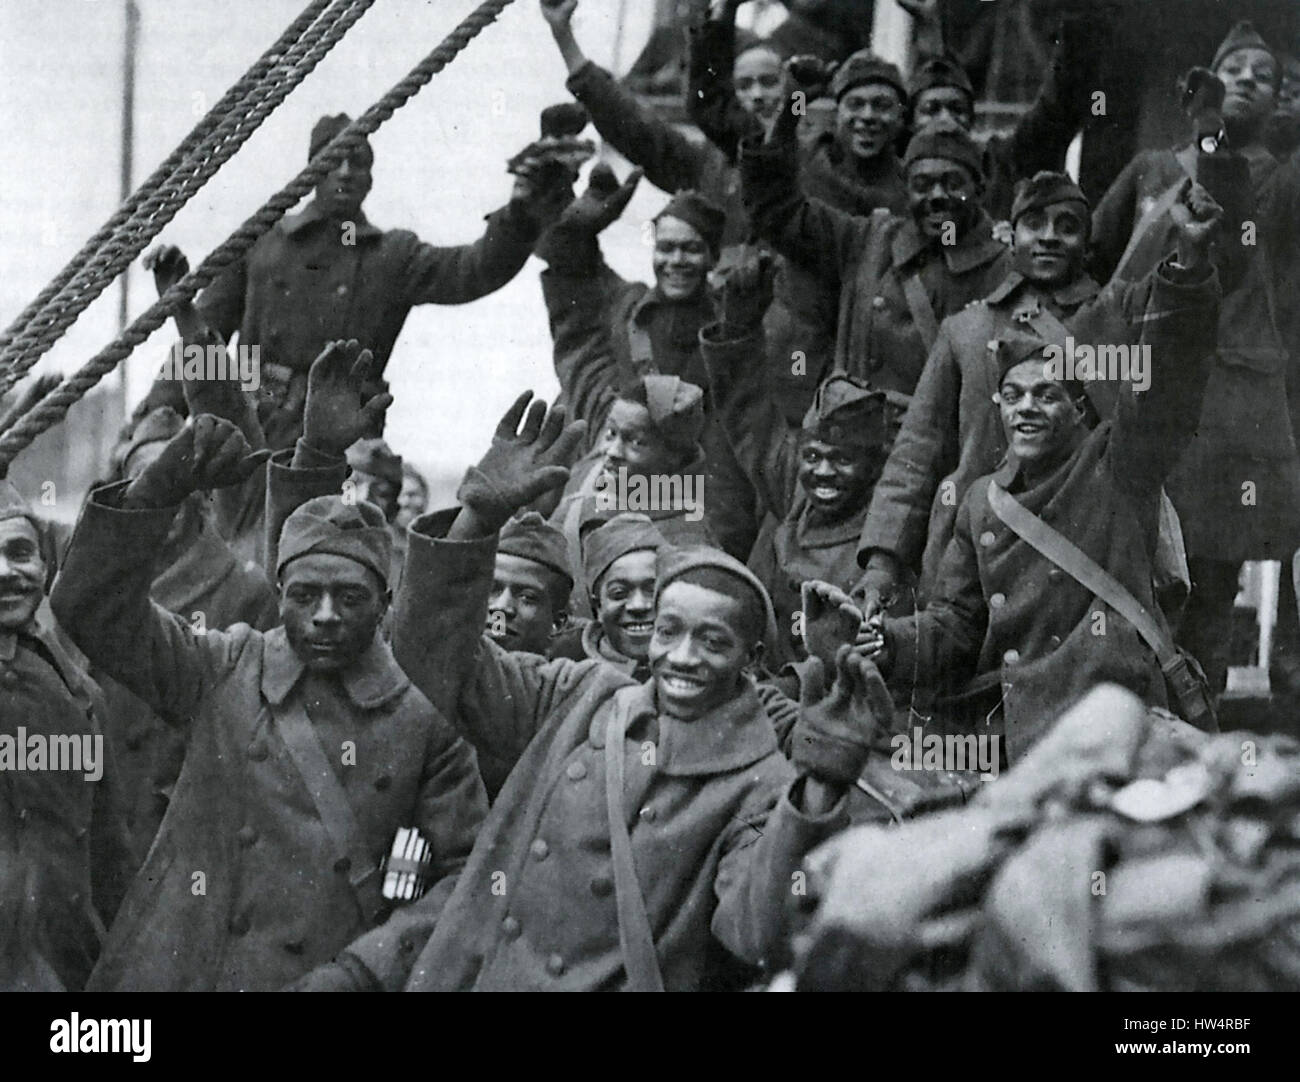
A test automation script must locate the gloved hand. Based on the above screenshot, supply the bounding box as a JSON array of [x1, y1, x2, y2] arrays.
[[123, 414, 270, 510], [800, 580, 863, 669], [710, 250, 775, 332], [791, 645, 893, 785], [456, 390, 586, 534], [854, 552, 902, 622]]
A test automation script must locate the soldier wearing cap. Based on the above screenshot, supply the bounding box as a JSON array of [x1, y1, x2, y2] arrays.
[[51, 414, 487, 992], [190, 112, 566, 451], [308, 391, 888, 992], [549, 372, 713, 602], [702, 286, 890, 666], [863, 186, 1223, 762], [742, 114, 1010, 422], [902, 0, 1106, 220], [1091, 20, 1300, 696], [536, 178, 761, 559], [0, 480, 130, 990], [857, 171, 1208, 617], [548, 513, 665, 680]]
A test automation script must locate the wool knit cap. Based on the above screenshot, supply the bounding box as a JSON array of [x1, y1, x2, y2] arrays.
[[994, 331, 1087, 400], [801, 374, 889, 449], [654, 191, 727, 258], [829, 50, 907, 104], [1010, 171, 1090, 224], [655, 544, 778, 648], [903, 117, 983, 178], [0, 481, 39, 531], [582, 513, 664, 596], [309, 113, 373, 162], [909, 52, 975, 103], [277, 494, 392, 588], [498, 511, 574, 592]]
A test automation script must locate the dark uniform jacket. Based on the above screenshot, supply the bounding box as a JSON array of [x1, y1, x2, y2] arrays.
[[93, 520, 278, 866], [541, 265, 740, 559], [884, 259, 1221, 761], [50, 485, 487, 991], [742, 132, 1010, 414], [1091, 144, 1300, 562], [702, 323, 875, 668], [340, 510, 847, 991], [0, 621, 130, 991], [688, 17, 908, 425], [196, 198, 541, 381], [860, 268, 1178, 601]]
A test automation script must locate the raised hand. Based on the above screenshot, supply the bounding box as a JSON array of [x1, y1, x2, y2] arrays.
[[143, 244, 189, 297], [124, 414, 270, 510], [454, 391, 587, 535], [539, 0, 577, 29], [712, 250, 775, 330], [301, 339, 393, 457], [800, 579, 863, 668], [557, 163, 643, 236], [1170, 180, 1224, 269], [791, 645, 893, 785]]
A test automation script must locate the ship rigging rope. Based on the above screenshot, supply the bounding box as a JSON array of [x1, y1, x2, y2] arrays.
[[0, 0, 518, 470], [0, 0, 375, 392]]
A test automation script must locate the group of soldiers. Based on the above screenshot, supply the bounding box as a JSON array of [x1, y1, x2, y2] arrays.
[[3, 0, 1299, 992]]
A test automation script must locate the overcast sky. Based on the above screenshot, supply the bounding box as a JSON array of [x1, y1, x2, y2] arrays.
[[0, 0, 669, 486]]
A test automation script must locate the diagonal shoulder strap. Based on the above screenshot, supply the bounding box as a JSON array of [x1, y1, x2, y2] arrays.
[[901, 271, 940, 353], [985, 481, 1175, 665], [604, 690, 665, 992], [1112, 147, 1197, 282], [273, 698, 380, 922]]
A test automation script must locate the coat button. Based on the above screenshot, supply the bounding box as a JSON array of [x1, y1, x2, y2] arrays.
[[374, 774, 391, 791], [1050, 635, 1062, 647], [247, 741, 268, 762], [283, 939, 305, 955], [566, 760, 587, 781], [0, 669, 17, 690], [989, 593, 1006, 608], [590, 876, 614, 898], [979, 531, 996, 547], [530, 839, 549, 861], [337, 284, 348, 295], [502, 916, 521, 938], [546, 954, 565, 977], [639, 806, 656, 822], [236, 825, 258, 847], [872, 295, 887, 309], [1003, 649, 1020, 665], [1048, 568, 1063, 579], [333, 856, 352, 874], [229, 914, 251, 936]]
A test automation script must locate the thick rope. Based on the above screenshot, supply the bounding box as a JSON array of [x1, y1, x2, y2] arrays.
[[0, 0, 375, 392], [0, 0, 332, 357], [0, 0, 519, 468]]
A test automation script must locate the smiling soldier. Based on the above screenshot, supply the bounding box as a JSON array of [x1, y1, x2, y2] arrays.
[[862, 181, 1224, 761], [856, 171, 1210, 619], [50, 410, 487, 992], [743, 109, 1010, 428], [303, 392, 889, 992]]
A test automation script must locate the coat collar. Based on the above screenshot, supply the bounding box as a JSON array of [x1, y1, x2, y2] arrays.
[[3, 618, 95, 707], [259, 625, 409, 709], [891, 210, 1004, 275], [587, 676, 777, 776], [281, 201, 383, 240], [150, 521, 239, 614], [983, 270, 1100, 310], [581, 620, 641, 676]]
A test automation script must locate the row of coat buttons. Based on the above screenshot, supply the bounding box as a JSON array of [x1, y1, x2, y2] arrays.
[[244, 740, 392, 788], [498, 918, 566, 976]]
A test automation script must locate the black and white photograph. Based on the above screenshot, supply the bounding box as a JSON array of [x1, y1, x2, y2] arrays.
[[0, 0, 1297, 1046]]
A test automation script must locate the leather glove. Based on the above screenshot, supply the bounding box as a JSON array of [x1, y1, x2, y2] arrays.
[[791, 646, 892, 785]]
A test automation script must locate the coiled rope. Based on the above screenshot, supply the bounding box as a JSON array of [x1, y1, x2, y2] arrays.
[[0, 0, 518, 470], [0, 0, 376, 394]]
